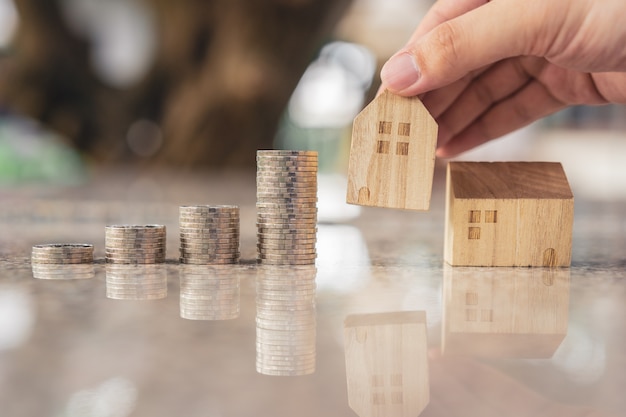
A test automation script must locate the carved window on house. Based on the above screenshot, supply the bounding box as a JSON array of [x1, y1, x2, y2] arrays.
[[376, 140, 390, 154], [396, 142, 410, 156], [378, 121, 392, 134], [468, 227, 481, 240], [469, 210, 481, 223], [398, 122, 411, 136], [485, 210, 498, 223]]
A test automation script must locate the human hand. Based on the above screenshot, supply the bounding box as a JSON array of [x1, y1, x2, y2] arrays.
[[380, 0, 626, 157]]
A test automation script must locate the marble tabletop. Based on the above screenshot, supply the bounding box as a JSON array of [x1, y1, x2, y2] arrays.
[[0, 168, 624, 417]]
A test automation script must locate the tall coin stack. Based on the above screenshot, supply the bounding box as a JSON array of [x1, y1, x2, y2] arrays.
[[105, 225, 166, 264], [179, 205, 240, 265], [256, 150, 318, 265], [179, 265, 240, 320], [255, 266, 317, 376]]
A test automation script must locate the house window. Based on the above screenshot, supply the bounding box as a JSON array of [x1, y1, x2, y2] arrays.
[[468, 210, 481, 223], [396, 142, 410, 156], [376, 140, 390, 154], [398, 122, 411, 136], [378, 121, 392, 134], [485, 210, 498, 223], [468, 227, 481, 239]]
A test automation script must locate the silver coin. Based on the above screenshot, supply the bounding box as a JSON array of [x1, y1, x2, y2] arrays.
[[31, 244, 93, 256], [179, 205, 238, 212], [255, 173, 317, 181], [256, 156, 318, 163], [105, 225, 165, 232], [104, 247, 165, 256], [256, 178, 317, 185], [256, 165, 318, 172], [30, 254, 94, 261], [31, 258, 93, 265], [257, 150, 317, 156], [256, 155, 318, 161], [256, 175, 317, 188], [256, 198, 317, 204], [179, 259, 238, 265]]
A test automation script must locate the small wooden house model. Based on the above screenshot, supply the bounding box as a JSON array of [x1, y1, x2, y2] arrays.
[[445, 162, 574, 266], [346, 90, 438, 210], [344, 311, 429, 417], [442, 266, 570, 358]]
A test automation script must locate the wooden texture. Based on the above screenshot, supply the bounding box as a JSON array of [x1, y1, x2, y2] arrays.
[[444, 162, 574, 266], [346, 90, 438, 210], [344, 311, 429, 417], [442, 266, 570, 358]]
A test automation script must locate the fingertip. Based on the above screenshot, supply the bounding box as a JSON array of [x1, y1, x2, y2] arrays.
[[380, 52, 422, 95]]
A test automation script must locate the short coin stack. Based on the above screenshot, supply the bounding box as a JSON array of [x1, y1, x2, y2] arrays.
[[179, 205, 240, 265], [105, 265, 168, 300], [179, 265, 240, 320], [256, 266, 317, 376], [105, 225, 166, 264], [31, 243, 95, 280], [256, 150, 318, 265], [31, 243, 94, 264]]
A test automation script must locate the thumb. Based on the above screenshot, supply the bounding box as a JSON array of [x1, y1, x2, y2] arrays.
[[381, 0, 533, 96]]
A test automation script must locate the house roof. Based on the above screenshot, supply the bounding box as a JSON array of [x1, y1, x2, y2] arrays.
[[449, 162, 573, 199]]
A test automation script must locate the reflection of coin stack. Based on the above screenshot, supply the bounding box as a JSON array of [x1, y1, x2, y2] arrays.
[[105, 225, 166, 264], [105, 264, 168, 300], [255, 266, 317, 376], [179, 205, 240, 265], [32, 264, 95, 280], [31, 244, 95, 280], [256, 150, 318, 265], [179, 265, 240, 320]]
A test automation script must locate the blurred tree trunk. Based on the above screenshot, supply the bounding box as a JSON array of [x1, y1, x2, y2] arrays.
[[0, 0, 352, 168]]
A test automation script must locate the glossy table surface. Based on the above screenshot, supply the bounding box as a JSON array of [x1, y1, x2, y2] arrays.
[[1, 168, 625, 417]]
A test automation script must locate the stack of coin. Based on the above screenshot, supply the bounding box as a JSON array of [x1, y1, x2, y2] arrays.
[[179, 205, 240, 264], [105, 264, 168, 300], [105, 225, 166, 264], [32, 264, 95, 280], [256, 265, 317, 376], [31, 243, 94, 265], [256, 150, 317, 265], [179, 265, 240, 320]]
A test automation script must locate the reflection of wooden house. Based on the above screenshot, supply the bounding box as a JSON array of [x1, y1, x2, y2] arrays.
[[344, 311, 429, 417], [347, 90, 437, 210], [445, 162, 574, 266], [442, 266, 570, 358]]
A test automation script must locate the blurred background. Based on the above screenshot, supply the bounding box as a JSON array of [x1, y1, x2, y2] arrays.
[[0, 0, 624, 199]]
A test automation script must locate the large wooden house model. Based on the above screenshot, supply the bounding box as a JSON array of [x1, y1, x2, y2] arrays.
[[445, 162, 574, 267], [346, 90, 437, 210]]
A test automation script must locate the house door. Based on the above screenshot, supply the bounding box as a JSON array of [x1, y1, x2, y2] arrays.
[[543, 248, 557, 267]]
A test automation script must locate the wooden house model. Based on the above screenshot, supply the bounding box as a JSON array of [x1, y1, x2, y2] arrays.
[[442, 266, 570, 358], [346, 90, 438, 210], [444, 162, 574, 266], [344, 311, 429, 417]]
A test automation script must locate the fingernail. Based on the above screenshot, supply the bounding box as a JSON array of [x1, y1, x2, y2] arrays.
[[381, 53, 421, 91]]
